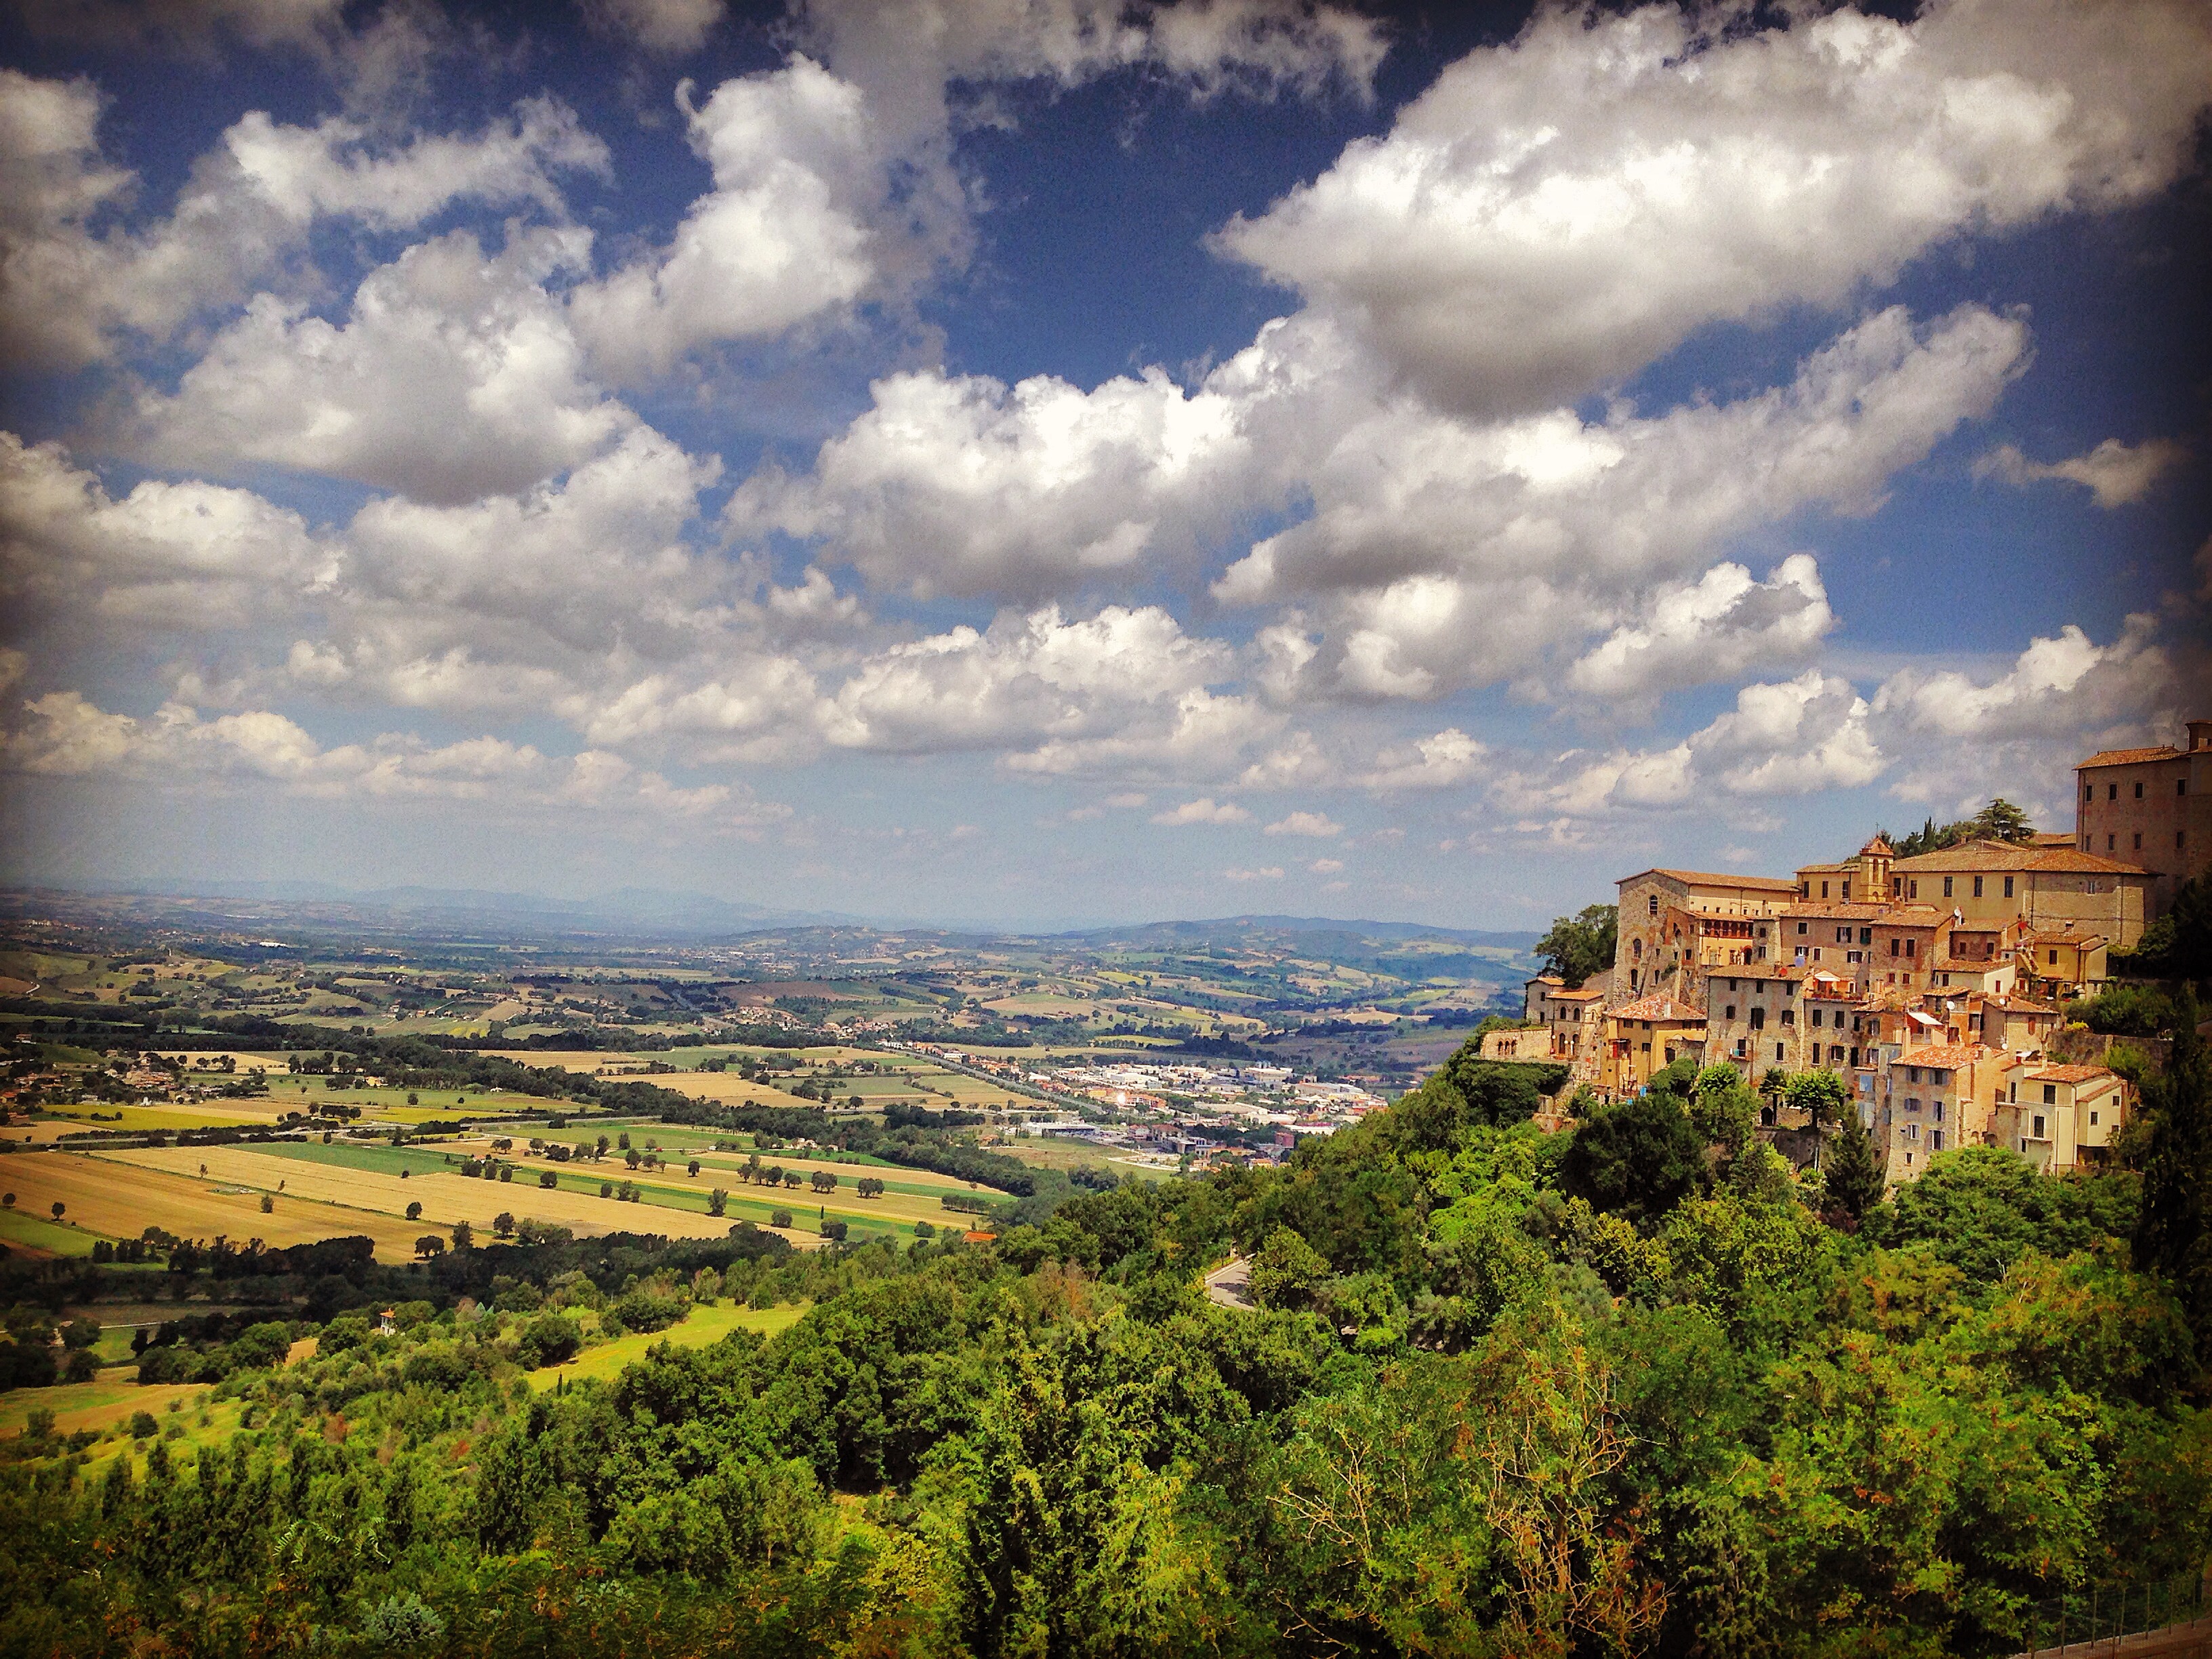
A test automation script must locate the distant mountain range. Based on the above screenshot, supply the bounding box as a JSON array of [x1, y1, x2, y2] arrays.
[[6, 882, 1540, 949]]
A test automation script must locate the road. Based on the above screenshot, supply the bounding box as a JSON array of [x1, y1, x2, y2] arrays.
[[1203, 1254, 1254, 1310]]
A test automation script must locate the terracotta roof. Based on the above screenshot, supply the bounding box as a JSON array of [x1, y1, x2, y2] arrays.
[[1796, 860, 1853, 876], [1612, 995, 1705, 1023], [1620, 867, 1799, 892], [2029, 832, 2076, 848], [2023, 930, 2106, 947], [1897, 1043, 1992, 1070], [2026, 1065, 2123, 1085], [1548, 986, 1606, 1002], [1859, 834, 1896, 856], [2079, 745, 2181, 769], [1985, 995, 2057, 1015], [1929, 958, 2007, 973], [1894, 840, 2148, 876], [1526, 973, 1564, 986]]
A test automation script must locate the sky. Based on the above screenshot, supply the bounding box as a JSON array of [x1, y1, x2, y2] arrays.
[[0, 0, 2207, 933]]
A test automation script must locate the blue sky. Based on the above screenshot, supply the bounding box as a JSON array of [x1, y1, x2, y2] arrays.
[[0, 0, 2205, 930]]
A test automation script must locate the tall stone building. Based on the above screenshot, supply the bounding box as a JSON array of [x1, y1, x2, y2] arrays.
[[2076, 718, 2211, 912]]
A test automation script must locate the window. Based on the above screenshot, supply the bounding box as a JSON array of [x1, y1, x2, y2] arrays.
[[1810, 1008, 1823, 1027], [2181, 832, 2188, 851], [1820, 881, 1830, 898], [2135, 832, 2143, 850], [1780, 1008, 1795, 1027], [2042, 1084, 2057, 1105], [1973, 876, 1983, 898], [1931, 1130, 1944, 1151], [1860, 928, 1872, 945], [1776, 1042, 1786, 1063], [2135, 780, 2144, 799], [2180, 779, 2189, 797], [1749, 1007, 1765, 1031], [1932, 1101, 1944, 1122], [1908, 1067, 1921, 1084], [2108, 783, 2118, 800], [2003, 876, 2013, 898], [1909, 880, 1919, 899], [1734, 1039, 1746, 1057], [1905, 939, 1916, 958], [2049, 949, 2058, 966], [1837, 926, 1850, 943], [1725, 1005, 1736, 1020], [1943, 876, 1954, 897], [2032, 1114, 2046, 1138], [2089, 1111, 2099, 1126], [1842, 880, 1851, 900], [2085, 782, 2093, 801], [2108, 834, 2116, 851], [1797, 922, 1807, 935]]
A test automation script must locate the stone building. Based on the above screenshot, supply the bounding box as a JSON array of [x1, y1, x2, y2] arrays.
[[1611, 867, 1798, 1004], [2075, 718, 2212, 912]]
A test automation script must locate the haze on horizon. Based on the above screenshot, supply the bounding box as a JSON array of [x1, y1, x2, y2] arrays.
[[1, 0, 2207, 933]]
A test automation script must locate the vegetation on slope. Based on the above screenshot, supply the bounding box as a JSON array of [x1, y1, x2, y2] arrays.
[[0, 1013, 2206, 1657]]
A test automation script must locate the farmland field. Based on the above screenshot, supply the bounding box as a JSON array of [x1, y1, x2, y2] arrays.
[[0, 1151, 432, 1259], [0, 1205, 102, 1256], [87, 1144, 771, 1248], [531, 1301, 810, 1387]]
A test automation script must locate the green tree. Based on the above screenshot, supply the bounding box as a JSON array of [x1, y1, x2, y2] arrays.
[[1536, 904, 1618, 989], [2133, 991, 2212, 1347], [1248, 1225, 1330, 1310], [1967, 796, 2034, 843], [451, 1218, 473, 1250], [708, 1188, 728, 1216], [405, 1200, 422, 1221], [1783, 1069, 1851, 1136], [493, 1211, 514, 1237], [415, 1234, 445, 1260], [1562, 1093, 1704, 1227], [1824, 1109, 1886, 1219]]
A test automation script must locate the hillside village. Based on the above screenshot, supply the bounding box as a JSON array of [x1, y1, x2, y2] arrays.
[[1489, 718, 2212, 1187]]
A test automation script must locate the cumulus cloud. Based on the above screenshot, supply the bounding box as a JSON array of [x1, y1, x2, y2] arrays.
[[1216, 304, 2025, 700], [580, 0, 723, 55], [0, 687, 775, 822], [129, 226, 632, 504], [1216, 0, 2212, 417], [1517, 670, 1881, 817], [1358, 727, 1488, 790], [0, 72, 609, 367], [0, 430, 334, 633], [821, 603, 1236, 760], [1264, 809, 1341, 837], [1565, 554, 1833, 703], [1309, 857, 1343, 874], [569, 59, 889, 380], [1974, 437, 2187, 508], [1152, 796, 1252, 825], [727, 353, 1262, 600], [1223, 864, 1284, 881], [1871, 613, 2173, 744]]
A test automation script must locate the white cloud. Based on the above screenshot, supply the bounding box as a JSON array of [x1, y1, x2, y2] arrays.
[[1216, 304, 2026, 700], [822, 603, 1233, 756], [1215, 0, 2212, 417], [727, 355, 1257, 600], [1358, 727, 1487, 791], [0, 430, 333, 633], [581, 0, 723, 56], [1223, 864, 1283, 881], [1974, 437, 2187, 509], [1264, 809, 1341, 838], [0, 73, 609, 367], [0, 687, 777, 823], [1515, 670, 1881, 817], [570, 59, 886, 380], [129, 226, 633, 504], [1309, 857, 1343, 874], [1565, 554, 1833, 703], [1871, 613, 2173, 743], [1104, 791, 1149, 809], [1152, 796, 1252, 825]]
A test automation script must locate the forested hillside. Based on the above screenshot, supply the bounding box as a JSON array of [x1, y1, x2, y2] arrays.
[[3, 1014, 2208, 1657]]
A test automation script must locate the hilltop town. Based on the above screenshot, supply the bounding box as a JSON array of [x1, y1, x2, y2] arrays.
[[1490, 719, 2212, 1186]]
